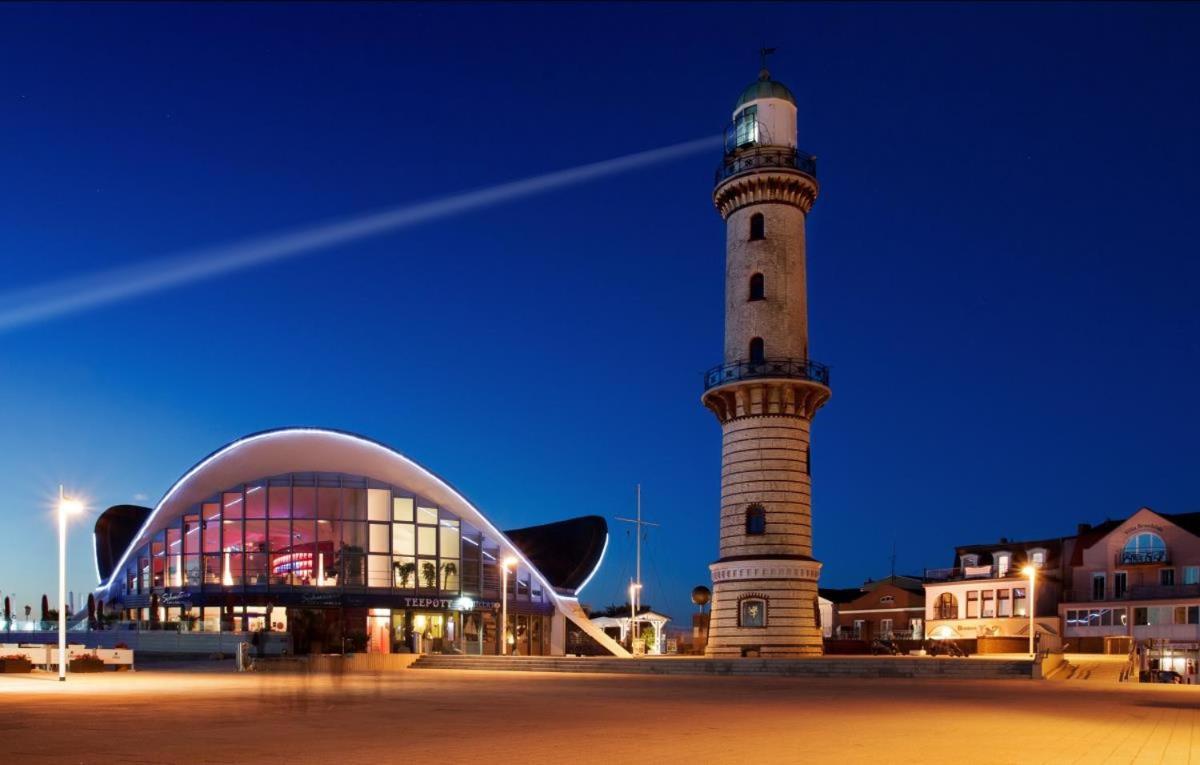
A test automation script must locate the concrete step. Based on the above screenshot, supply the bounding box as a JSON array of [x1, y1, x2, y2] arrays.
[[411, 655, 1034, 679]]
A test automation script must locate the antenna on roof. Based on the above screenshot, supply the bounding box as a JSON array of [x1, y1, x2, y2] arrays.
[[890, 541, 896, 581], [759, 46, 777, 80]]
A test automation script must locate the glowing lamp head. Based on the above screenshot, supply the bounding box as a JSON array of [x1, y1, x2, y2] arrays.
[[58, 495, 83, 516], [1021, 565, 1036, 577], [501, 556, 518, 570]]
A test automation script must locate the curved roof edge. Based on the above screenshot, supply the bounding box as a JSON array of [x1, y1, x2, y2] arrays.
[[93, 504, 152, 584], [95, 427, 588, 610], [504, 515, 609, 595]]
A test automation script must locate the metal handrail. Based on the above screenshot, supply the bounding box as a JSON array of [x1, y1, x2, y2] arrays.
[[703, 357, 830, 391], [715, 146, 818, 184]]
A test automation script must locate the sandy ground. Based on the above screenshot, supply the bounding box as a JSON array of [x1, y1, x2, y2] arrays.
[[2, 663, 1198, 764]]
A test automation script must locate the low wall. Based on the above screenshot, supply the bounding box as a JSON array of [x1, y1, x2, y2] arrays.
[[977, 636, 1029, 654], [0, 630, 291, 657]]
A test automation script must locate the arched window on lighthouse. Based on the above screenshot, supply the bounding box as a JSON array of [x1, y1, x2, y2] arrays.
[[749, 213, 765, 241], [748, 273, 765, 301], [745, 504, 766, 535], [749, 337, 765, 364]]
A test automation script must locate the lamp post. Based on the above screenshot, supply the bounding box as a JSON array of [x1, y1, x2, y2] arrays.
[[58, 486, 83, 682], [629, 582, 642, 654], [500, 556, 517, 655], [1022, 565, 1036, 658]]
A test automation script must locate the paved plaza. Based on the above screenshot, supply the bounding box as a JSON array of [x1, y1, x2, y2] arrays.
[[2, 665, 1199, 764]]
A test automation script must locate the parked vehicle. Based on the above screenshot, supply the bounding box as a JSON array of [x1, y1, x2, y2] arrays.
[[925, 639, 966, 657], [870, 639, 901, 656]]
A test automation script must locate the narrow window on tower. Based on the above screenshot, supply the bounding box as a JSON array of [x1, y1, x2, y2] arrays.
[[748, 273, 765, 302], [749, 213, 765, 241], [805, 445, 812, 476], [749, 337, 765, 363], [739, 597, 767, 628], [745, 504, 766, 535]]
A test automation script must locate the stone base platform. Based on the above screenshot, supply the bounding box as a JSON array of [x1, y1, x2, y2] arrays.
[[412, 654, 1038, 679]]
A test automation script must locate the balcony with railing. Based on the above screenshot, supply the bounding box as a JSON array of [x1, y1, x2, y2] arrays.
[[703, 357, 830, 392], [1116, 550, 1169, 566], [715, 145, 818, 185]]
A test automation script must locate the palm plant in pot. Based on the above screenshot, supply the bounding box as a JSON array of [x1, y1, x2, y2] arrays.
[[420, 561, 438, 589], [393, 561, 416, 589]]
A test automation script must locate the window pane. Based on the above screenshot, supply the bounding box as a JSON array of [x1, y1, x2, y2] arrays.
[[289, 517, 318, 586], [418, 526, 437, 556], [293, 487, 316, 519], [343, 488, 367, 522], [369, 523, 390, 553], [418, 559, 438, 590], [343, 522, 367, 551], [393, 524, 415, 556], [245, 485, 266, 518], [393, 496, 414, 522], [440, 524, 460, 558], [245, 520, 267, 585], [316, 519, 338, 586], [317, 487, 339, 520], [393, 556, 417, 588], [367, 489, 390, 522], [368, 555, 391, 588], [268, 486, 290, 519], [184, 514, 200, 555], [223, 491, 244, 519], [202, 504, 221, 553], [441, 559, 459, 591], [416, 505, 439, 525]]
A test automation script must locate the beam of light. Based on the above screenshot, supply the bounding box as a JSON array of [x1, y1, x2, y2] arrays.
[[0, 134, 723, 334]]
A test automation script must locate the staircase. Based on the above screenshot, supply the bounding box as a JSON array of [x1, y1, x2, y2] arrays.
[[412, 654, 1036, 679], [1055, 654, 1130, 683]]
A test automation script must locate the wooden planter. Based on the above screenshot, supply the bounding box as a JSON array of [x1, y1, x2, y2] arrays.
[[0, 658, 33, 673], [69, 656, 105, 673]]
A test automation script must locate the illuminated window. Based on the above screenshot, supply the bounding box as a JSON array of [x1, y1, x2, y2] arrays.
[[934, 592, 958, 619], [745, 504, 766, 535], [739, 597, 767, 628], [749, 337, 765, 363], [733, 105, 759, 148], [749, 272, 765, 301], [1122, 533, 1166, 564], [749, 213, 765, 241]]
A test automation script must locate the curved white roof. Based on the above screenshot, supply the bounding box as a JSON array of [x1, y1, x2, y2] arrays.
[[98, 427, 579, 606]]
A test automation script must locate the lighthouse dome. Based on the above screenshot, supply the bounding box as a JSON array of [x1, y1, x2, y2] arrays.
[[734, 71, 796, 109]]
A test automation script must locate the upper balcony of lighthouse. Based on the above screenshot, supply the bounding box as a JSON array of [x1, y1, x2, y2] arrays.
[[716, 69, 817, 187]]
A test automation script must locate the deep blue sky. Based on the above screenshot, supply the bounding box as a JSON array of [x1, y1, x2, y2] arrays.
[[0, 3, 1197, 621]]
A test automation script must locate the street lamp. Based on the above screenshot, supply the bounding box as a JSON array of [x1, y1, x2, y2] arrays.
[[1022, 564, 1037, 658], [57, 486, 83, 682], [500, 556, 517, 655]]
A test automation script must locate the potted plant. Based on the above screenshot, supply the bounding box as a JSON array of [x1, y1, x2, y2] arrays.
[[440, 561, 458, 589], [421, 561, 437, 589], [393, 561, 416, 588], [69, 652, 105, 673], [0, 654, 33, 673]]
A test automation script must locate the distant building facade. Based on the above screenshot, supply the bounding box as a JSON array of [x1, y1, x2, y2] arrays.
[[923, 538, 1063, 646], [832, 579, 925, 640], [1060, 508, 1200, 680]]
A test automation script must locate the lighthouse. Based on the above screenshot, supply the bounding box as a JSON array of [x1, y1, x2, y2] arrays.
[[702, 63, 830, 657]]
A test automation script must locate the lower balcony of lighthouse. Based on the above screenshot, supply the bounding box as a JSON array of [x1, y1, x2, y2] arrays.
[[702, 358, 831, 421]]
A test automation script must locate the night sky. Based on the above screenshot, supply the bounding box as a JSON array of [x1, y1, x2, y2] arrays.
[[1, 3, 1197, 622]]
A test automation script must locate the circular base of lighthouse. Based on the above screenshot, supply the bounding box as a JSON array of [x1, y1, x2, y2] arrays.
[[705, 557, 823, 657]]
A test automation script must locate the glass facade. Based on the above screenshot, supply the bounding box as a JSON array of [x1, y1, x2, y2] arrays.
[[110, 471, 552, 653]]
